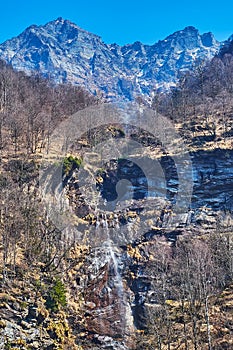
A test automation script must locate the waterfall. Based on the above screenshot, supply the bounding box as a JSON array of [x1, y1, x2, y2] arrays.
[[87, 209, 131, 348], [96, 213, 125, 305], [105, 221, 124, 301]]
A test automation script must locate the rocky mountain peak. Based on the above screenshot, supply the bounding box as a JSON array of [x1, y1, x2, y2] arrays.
[[43, 17, 100, 38], [159, 26, 217, 51], [228, 33, 233, 40], [201, 31, 217, 47], [0, 19, 222, 100]]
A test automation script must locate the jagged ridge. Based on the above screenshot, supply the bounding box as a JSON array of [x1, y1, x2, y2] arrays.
[[0, 18, 223, 100]]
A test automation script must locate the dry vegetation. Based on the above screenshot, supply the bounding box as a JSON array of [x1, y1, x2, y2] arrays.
[[0, 46, 232, 349]]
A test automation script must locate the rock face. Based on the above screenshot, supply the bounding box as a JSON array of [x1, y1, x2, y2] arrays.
[[219, 36, 233, 57], [1, 144, 232, 349], [0, 18, 221, 100], [0, 294, 71, 350], [191, 149, 233, 212], [84, 245, 135, 349], [62, 143, 233, 348]]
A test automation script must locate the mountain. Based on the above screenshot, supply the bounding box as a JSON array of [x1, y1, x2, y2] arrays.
[[0, 18, 221, 100], [219, 35, 233, 57], [0, 21, 233, 350]]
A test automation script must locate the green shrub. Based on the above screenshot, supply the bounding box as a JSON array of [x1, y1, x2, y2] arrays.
[[45, 278, 67, 312], [63, 155, 83, 175], [96, 168, 106, 175], [4, 340, 11, 350]]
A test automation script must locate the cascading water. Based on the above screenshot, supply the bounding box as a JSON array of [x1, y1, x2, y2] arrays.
[[38, 103, 197, 350], [105, 219, 125, 306], [91, 210, 129, 338]]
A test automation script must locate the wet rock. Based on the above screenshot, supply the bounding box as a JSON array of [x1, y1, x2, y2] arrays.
[[26, 304, 38, 322], [83, 245, 135, 348], [191, 149, 233, 212]]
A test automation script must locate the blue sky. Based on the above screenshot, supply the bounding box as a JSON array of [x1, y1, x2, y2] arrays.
[[0, 0, 233, 45]]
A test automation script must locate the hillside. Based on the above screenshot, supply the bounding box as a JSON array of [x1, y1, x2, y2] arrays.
[[0, 30, 232, 349]]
